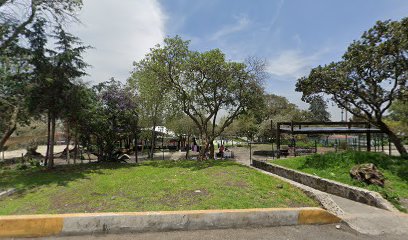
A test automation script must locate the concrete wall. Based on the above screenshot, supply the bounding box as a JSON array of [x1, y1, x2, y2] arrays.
[[252, 160, 397, 212]]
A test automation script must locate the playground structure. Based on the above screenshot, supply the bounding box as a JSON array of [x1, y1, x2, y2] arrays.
[[276, 121, 390, 158]]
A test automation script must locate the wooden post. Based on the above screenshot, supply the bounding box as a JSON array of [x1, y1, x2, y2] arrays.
[[135, 133, 138, 163], [367, 124, 371, 152], [276, 123, 281, 159], [381, 134, 384, 153], [358, 135, 361, 151], [271, 120, 274, 158], [375, 136, 378, 152], [249, 141, 252, 165], [335, 139, 337, 152], [162, 136, 164, 160], [389, 137, 392, 156]]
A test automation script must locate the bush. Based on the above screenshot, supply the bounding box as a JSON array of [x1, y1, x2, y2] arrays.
[[16, 164, 28, 170]]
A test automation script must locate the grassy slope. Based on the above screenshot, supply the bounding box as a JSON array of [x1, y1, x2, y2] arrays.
[[272, 151, 408, 212], [0, 160, 317, 215]]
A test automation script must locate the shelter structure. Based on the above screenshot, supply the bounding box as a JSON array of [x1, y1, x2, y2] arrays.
[[276, 122, 386, 158]]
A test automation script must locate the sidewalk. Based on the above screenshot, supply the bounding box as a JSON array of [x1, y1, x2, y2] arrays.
[[231, 147, 408, 237]]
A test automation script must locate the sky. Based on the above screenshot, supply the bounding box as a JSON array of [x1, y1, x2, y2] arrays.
[[70, 0, 408, 120]]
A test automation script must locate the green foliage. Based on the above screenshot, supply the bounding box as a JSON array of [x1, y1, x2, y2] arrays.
[[308, 96, 331, 122], [77, 79, 138, 161], [386, 100, 408, 141], [257, 94, 309, 140], [223, 114, 259, 140], [0, 160, 317, 214], [273, 151, 408, 211], [296, 17, 408, 155], [0, 0, 85, 152], [0, 0, 83, 51], [133, 36, 265, 158]]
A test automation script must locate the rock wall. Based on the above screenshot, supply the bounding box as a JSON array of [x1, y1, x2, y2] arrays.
[[252, 160, 398, 212]]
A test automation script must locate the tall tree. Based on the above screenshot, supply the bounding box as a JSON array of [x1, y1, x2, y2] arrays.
[[128, 64, 171, 159], [28, 24, 89, 168], [1, 0, 83, 152], [308, 96, 331, 122], [0, 40, 30, 151], [134, 36, 265, 159], [296, 18, 408, 155], [78, 79, 138, 162]]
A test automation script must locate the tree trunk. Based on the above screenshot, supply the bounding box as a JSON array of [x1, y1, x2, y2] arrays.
[[141, 139, 145, 154], [185, 134, 190, 159], [209, 141, 215, 159], [377, 121, 407, 156], [65, 122, 70, 164], [47, 114, 56, 169], [0, 125, 16, 152], [45, 111, 51, 166], [149, 124, 156, 159], [134, 133, 138, 163], [73, 131, 78, 164], [199, 137, 210, 161], [0, 107, 19, 152]]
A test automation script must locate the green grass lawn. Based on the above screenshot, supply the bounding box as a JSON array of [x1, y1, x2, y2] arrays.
[[271, 151, 408, 212], [0, 160, 317, 215]]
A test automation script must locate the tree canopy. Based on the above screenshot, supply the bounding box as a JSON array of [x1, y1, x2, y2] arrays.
[[133, 36, 265, 159], [296, 18, 408, 155], [308, 96, 331, 122]]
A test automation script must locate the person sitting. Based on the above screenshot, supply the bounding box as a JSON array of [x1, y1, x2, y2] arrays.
[[218, 145, 225, 159]]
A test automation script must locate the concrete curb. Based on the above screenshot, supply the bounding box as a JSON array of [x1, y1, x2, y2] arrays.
[[252, 160, 398, 212], [0, 208, 341, 238]]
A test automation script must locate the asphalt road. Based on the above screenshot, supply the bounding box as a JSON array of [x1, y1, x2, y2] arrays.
[[12, 223, 406, 240]]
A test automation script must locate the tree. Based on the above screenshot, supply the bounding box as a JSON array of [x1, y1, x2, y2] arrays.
[[257, 93, 309, 140], [28, 23, 89, 168], [129, 63, 172, 159], [78, 79, 138, 162], [0, 40, 30, 151], [0, 0, 83, 151], [386, 100, 408, 142], [224, 114, 259, 141], [0, 0, 82, 51], [166, 113, 199, 159], [308, 96, 331, 122], [134, 36, 265, 159], [296, 18, 408, 155]]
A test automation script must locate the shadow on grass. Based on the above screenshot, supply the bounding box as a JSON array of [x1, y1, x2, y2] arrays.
[[0, 159, 246, 192]]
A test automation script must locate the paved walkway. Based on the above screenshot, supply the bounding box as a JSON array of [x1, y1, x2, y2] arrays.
[[230, 147, 408, 237]]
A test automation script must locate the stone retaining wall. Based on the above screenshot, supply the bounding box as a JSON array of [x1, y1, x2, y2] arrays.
[[252, 160, 398, 212]]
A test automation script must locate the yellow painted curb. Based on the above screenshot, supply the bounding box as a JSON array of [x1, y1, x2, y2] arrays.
[[0, 216, 63, 238], [0, 208, 342, 238], [298, 209, 341, 224]]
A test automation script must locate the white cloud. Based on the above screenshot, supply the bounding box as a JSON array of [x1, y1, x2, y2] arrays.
[[210, 15, 250, 41], [70, 0, 166, 83], [267, 49, 328, 79]]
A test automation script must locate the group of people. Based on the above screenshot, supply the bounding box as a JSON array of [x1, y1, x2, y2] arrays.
[[188, 141, 232, 159]]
